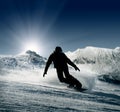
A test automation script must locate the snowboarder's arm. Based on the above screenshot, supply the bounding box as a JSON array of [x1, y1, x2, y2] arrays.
[[66, 57, 80, 71], [43, 55, 53, 77]]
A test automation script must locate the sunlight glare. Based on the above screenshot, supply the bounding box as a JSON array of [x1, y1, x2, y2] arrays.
[[22, 39, 42, 54]]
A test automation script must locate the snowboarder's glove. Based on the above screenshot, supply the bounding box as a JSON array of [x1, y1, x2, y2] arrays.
[[74, 66, 80, 71]]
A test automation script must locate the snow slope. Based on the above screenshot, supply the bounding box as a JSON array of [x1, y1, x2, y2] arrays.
[[0, 47, 120, 112]]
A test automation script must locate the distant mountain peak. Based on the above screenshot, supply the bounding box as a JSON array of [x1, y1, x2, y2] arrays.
[[0, 50, 46, 70], [26, 50, 37, 54], [26, 50, 41, 57]]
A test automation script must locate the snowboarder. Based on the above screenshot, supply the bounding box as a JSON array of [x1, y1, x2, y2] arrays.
[[43, 46, 82, 89]]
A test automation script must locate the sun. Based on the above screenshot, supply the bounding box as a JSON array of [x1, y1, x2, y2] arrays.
[[19, 31, 44, 55], [23, 41, 40, 53]]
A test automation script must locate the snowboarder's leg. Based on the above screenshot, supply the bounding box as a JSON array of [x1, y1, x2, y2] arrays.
[[64, 70, 82, 89], [67, 74, 82, 89], [56, 69, 69, 84]]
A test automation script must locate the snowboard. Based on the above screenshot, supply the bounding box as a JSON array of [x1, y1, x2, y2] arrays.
[[74, 87, 87, 92]]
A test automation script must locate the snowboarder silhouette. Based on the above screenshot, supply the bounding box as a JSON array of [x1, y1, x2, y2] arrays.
[[43, 46, 82, 89]]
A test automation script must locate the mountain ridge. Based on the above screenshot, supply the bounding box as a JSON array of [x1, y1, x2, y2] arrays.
[[0, 50, 46, 69]]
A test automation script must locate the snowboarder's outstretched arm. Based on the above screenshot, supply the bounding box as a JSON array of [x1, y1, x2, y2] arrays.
[[66, 56, 80, 71], [43, 55, 53, 77]]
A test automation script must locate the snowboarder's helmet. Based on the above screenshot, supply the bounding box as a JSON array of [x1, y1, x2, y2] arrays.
[[55, 46, 62, 53]]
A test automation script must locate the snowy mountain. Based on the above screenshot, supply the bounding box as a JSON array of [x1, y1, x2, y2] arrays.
[[0, 47, 120, 84], [0, 50, 46, 69], [66, 46, 120, 84], [66, 46, 120, 72]]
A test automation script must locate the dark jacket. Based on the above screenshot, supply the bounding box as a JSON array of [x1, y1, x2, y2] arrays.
[[44, 51, 78, 74]]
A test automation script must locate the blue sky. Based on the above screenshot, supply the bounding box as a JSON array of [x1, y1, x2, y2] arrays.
[[0, 0, 120, 56]]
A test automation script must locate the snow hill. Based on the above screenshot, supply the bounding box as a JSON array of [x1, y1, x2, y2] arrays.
[[0, 50, 46, 70]]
